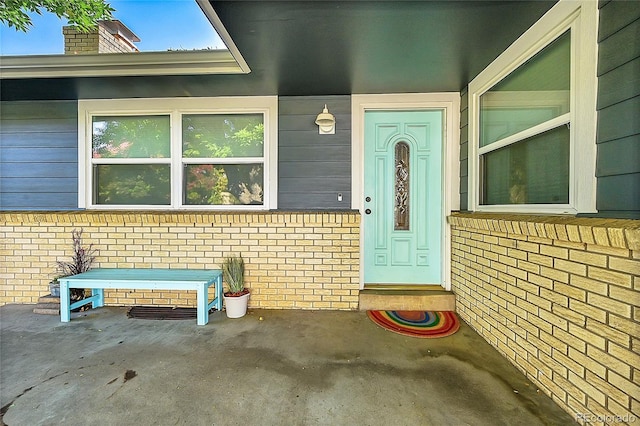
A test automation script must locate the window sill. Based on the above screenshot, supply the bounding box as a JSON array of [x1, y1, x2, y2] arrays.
[[472, 205, 581, 215]]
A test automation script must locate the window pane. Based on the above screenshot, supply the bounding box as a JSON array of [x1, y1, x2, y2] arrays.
[[182, 114, 264, 158], [92, 116, 170, 158], [481, 125, 569, 205], [184, 164, 263, 205], [94, 164, 171, 205], [394, 142, 410, 231], [480, 31, 570, 147]]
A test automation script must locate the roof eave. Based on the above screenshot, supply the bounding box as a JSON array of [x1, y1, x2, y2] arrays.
[[0, 50, 244, 78], [0, 0, 250, 79], [196, 0, 250, 74]]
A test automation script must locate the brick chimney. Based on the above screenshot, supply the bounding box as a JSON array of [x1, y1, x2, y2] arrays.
[[63, 20, 140, 54]]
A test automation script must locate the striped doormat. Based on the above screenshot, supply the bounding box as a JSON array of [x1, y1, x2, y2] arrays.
[[367, 310, 460, 338]]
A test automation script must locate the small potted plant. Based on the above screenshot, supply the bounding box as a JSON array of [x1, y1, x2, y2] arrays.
[[56, 228, 97, 308], [222, 254, 249, 318], [48, 277, 61, 297]]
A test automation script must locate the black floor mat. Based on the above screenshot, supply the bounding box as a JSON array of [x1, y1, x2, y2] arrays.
[[127, 306, 198, 320]]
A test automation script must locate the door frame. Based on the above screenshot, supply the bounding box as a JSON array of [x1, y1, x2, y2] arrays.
[[351, 93, 461, 290]]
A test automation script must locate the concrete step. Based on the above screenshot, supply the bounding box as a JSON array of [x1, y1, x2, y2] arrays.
[[33, 307, 60, 315], [33, 295, 61, 315], [38, 295, 60, 304], [359, 285, 456, 311]]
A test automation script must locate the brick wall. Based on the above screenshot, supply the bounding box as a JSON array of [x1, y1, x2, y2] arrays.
[[63, 24, 137, 55], [449, 213, 639, 424], [63, 26, 100, 54], [96, 25, 136, 54], [0, 211, 360, 310]]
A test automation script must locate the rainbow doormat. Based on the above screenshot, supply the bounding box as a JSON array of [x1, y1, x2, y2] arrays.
[[367, 310, 460, 338]]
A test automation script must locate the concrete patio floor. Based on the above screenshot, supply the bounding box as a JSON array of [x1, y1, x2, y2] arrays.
[[1, 304, 576, 425]]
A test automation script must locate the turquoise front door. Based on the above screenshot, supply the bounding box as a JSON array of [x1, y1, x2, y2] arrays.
[[363, 110, 443, 284]]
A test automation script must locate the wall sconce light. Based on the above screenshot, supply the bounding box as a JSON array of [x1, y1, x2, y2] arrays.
[[315, 104, 336, 134]]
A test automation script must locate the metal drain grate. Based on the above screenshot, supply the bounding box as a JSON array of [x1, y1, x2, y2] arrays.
[[127, 306, 198, 320]]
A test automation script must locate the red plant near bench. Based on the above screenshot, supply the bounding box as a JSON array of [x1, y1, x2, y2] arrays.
[[56, 229, 97, 306]]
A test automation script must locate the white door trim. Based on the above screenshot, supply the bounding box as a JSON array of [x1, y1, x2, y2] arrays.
[[351, 93, 461, 290]]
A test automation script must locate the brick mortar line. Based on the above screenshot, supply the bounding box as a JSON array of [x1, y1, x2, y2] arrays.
[[450, 221, 639, 401], [0, 211, 361, 226], [452, 288, 635, 419]]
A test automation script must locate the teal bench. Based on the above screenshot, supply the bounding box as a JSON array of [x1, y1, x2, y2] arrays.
[[58, 268, 223, 326]]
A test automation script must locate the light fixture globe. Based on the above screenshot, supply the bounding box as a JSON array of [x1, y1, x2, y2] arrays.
[[315, 104, 336, 134]]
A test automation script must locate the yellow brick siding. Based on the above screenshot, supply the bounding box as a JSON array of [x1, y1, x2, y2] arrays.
[[449, 213, 640, 424], [0, 211, 360, 310]]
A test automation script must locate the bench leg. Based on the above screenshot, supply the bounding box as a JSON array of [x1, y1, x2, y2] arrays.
[[60, 281, 71, 322], [92, 288, 105, 309], [215, 274, 223, 311], [197, 285, 208, 326]]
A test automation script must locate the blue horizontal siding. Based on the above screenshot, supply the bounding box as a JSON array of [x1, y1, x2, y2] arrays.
[[278, 96, 352, 210], [0, 192, 78, 210], [0, 100, 78, 210], [2, 147, 77, 163], [595, 1, 640, 218], [596, 135, 640, 177], [1, 97, 355, 212]]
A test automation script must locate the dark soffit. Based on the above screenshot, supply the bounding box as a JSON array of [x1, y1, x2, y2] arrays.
[[0, 1, 556, 101], [209, 0, 557, 95]]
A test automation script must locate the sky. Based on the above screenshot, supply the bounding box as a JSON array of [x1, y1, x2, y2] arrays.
[[0, 0, 225, 55]]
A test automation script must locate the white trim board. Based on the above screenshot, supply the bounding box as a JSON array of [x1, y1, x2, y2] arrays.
[[351, 93, 461, 291]]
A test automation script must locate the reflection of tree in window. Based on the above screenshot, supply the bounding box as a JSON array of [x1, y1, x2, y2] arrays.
[[91, 113, 265, 206], [182, 114, 264, 205], [92, 116, 170, 158], [184, 164, 263, 205], [185, 165, 227, 205], [92, 116, 171, 205], [182, 115, 263, 158], [94, 164, 171, 205]]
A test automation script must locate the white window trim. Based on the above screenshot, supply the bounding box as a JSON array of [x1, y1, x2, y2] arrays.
[[78, 96, 278, 210], [468, 0, 598, 214]]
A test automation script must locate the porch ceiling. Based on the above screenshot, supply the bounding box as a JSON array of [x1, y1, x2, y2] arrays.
[[210, 0, 557, 95], [0, 1, 556, 100]]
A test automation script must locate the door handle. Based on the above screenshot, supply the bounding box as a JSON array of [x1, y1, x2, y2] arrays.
[[365, 209, 372, 215]]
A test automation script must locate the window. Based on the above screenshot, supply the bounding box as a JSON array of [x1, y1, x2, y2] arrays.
[[92, 115, 172, 206], [394, 142, 410, 231], [480, 31, 570, 206], [468, 0, 598, 214], [79, 97, 278, 210]]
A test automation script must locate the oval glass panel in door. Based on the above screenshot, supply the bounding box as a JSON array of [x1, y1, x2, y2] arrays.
[[394, 142, 410, 231]]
